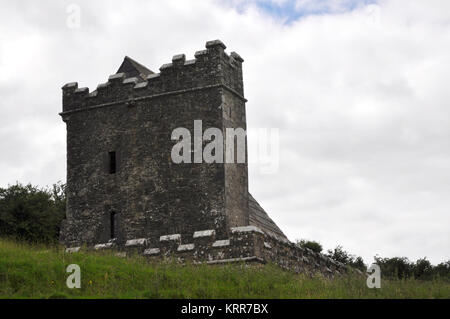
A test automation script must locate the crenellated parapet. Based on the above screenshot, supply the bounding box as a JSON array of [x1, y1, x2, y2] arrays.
[[61, 40, 245, 115], [65, 226, 348, 277]]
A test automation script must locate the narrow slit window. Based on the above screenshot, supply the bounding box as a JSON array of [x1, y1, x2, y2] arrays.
[[110, 211, 116, 239], [109, 151, 116, 174]]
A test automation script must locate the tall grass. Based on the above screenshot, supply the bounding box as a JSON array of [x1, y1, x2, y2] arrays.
[[0, 239, 448, 299]]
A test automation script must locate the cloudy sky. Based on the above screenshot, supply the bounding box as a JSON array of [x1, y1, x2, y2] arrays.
[[1, 0, 449, 264]]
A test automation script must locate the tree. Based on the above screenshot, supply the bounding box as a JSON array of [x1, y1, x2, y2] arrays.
[[414, 258, 433, 280], [434, 260, 450, 280], [326, 245, 351, 264], [373, 256, 413, 279], [326, 245, 367, 272], [351, 256, 367, 272], [0, 182, 66, 243], [296, 239, 323, 253]]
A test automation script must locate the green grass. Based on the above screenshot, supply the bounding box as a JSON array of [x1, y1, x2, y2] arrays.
[[0, 239, 448, 299]]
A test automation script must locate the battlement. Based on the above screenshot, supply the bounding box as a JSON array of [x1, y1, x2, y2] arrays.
[[65, 226, 348, 277], [61, 40, 245, 114]]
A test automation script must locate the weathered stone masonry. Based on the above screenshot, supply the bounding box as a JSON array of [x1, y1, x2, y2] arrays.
[[60, 40, 346, 276]]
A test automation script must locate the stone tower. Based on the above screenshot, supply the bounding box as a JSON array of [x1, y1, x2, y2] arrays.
[[60, 40, 287, 248]]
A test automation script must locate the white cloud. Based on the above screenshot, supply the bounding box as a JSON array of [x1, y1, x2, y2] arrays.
[[294, 0, 376, 14], [0, 0, 449, 264]]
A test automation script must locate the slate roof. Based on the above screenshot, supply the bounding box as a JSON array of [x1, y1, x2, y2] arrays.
[[116, 56, 154, 81], [248, 193, 289, 242]]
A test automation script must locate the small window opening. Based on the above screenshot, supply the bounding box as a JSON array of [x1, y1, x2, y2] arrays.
[[109, 151, 116, 174], [110, 211, 116, 239]]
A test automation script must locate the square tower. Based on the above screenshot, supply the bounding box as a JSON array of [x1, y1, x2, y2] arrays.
[[60, 40, 250, 246]]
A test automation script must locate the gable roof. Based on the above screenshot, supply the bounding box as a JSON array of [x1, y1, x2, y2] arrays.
[[116, 56, 154, 80], [248, 193, 289, 242]]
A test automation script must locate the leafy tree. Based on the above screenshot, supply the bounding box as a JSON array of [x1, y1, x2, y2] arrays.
[[351, 256, 367, 272], [296, 239, 323, 253], [326, 245, 367, 272], [414, 258, 433, 280], [51, 182, 66, 214], [372, 256, 450, 281], [373, 256, 413, 279], [0, 182, 66, 243], [326, 246, 352, 264], [434, 260, 450, 280]]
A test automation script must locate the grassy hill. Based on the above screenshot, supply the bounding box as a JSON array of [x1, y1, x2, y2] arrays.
[[0, 239, 448, 299]]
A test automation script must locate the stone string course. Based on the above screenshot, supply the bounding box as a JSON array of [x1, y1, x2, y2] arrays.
[[67, 226, 348, 277]]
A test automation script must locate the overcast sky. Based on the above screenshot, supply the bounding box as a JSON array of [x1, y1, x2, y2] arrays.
[[0, 0, 449, 264]]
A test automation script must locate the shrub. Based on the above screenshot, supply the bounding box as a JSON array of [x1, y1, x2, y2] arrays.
[[373, 256, 413, 279], [326, 245, 367, 272], [296, 239, 323, 253], [434, 261, 450, 280], [0, 182, 66, 243], [414, 258, 433, 280]]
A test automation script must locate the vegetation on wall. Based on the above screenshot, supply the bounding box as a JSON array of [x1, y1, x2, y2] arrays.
[[326, 246, 367, 272], [296, 239, 323, 254]]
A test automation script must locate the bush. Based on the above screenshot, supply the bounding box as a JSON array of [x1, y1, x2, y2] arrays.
[[351, 256, 367, 272], [374, 256, 413, 279], [0, 182, 66, 243], [326, 245, 367, 272], [296, 239, 323, 253], [372, 256, 450, 281], [434, 261, 450, 279], [414, 258, 433, 280]]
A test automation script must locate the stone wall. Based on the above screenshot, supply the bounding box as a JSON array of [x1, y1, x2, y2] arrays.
[[66, 226, 348, 277]]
